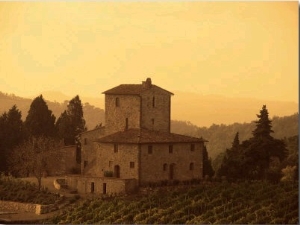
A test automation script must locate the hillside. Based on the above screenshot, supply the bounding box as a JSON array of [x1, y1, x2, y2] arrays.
[[24, 90, 298, 127], [0, 91, 105, 130], [171, 113, 299, 160], [1, 91, 298, 159]]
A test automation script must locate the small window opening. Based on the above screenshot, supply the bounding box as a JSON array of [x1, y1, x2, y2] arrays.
[[148, 145, 153, 154], [152, 96, 155, 107], [125, 118, 128, 130], [190, 162, 194, 170], [116, 97, 120, 107], [130, 162, 135, 168], [169, 145, 173, 153], [114, 144, 118, 153], [191, 144, 195, 152], [163, 163, 168, 171]]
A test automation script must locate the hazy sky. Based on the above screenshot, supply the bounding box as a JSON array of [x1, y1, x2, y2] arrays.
[[0, 1, 298, 103]]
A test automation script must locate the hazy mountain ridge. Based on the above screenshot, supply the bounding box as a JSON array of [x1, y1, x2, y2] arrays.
[[0, 91, 105, 130], [171, 113, 299, 160], [25, 90, 298, 127], [1, 91, 298, 158]]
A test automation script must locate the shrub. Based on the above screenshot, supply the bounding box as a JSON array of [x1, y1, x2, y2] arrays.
[[104, 171, 114, 177]]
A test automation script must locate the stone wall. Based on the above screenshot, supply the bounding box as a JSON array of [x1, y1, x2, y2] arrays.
[[81, 127, 106, 175], [140, 88, 171, 133], [66, 175, 138, 195], [105, 95, 141, 135], [92, 143, 139, 179], [0, 200, 55, 215], [47, 145, 78, 176], [139, 142, 204, 185]]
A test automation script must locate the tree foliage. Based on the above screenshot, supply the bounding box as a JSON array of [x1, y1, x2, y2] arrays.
[[203, 145, 214, 178], [218, 105, 288, 181], [0, 105, 25, 173], [25, 95, 56, 137], [9, 136, 62, 190], [56, 95, 86, 145]]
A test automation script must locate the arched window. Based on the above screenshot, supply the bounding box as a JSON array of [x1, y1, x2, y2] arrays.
[[163, 163, 168, 171], [190, 162, 194, 170], [116, 97, 120, 107]]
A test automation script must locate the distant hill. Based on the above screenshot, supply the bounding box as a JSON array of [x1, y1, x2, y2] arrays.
[[26, 90, 298, 127], [0, 91, 105, 130], [171, 113, 299, 160], [1, 91, 298, 158], [171, 91, 298, 127]]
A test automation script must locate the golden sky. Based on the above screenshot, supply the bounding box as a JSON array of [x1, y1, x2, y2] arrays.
[[0, 1, 298, 103]]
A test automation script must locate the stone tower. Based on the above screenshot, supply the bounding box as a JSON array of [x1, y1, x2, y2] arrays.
[[103, 78, 173, 135]]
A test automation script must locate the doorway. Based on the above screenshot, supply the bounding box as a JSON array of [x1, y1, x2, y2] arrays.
[[169, 163, 176, 180], [103, 183, 107, 194], [114, 165, 120, 178], [91, 182, 95, 193]]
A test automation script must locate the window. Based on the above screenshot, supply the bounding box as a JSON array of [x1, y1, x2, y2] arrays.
[[84, 138, 87, 145], [152, 96, 155, 107], [169, 145, 173, 153], [84, 161, 88, 168], [114, 144, 118, 153], [163, 163, 168, 171], [130, 162, 135, 168], [148, 145, 153, 154], [191, 144, 195, 152], [116, 97, 120, 107], [190, 162, 194, 170], [125, 118, 128, 130]]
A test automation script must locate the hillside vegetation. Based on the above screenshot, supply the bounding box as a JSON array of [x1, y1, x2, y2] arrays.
[[171, 113, 298, 159], [49, 181, 298, 224], [1, 91, 297, 159]]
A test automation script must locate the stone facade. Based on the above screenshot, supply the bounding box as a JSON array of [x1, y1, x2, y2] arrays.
[[69, 78, 207, 195], [139, 143, 203, 185], [81, 127, 106, 174], [105, 95, 141, 135], [66, 175, 137, 195], [48, 145, 78, 176]]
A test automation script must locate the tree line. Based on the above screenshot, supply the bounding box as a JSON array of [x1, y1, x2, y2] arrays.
[[0, 95, 86, 189], [217, 105, 297, 182]]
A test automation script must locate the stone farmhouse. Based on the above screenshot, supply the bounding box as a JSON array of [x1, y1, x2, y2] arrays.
[[66, 78, 207, 195]]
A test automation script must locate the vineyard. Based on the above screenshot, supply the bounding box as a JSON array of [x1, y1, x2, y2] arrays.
[[0, 175, 60, 205], [49, 181, 298, 224]]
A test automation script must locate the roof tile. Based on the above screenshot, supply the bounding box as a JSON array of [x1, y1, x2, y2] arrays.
[[96, 128, 207, 144]]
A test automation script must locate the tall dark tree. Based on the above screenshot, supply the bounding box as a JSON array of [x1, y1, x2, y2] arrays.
[[56, 95, 86, 146], [252, 105, 273, 140], [244, 105, 287, 180], [203, 145, 214, 178], [217, 132, 245, 180], [0, 105, 25, 173], [25, 95, 56, 137]]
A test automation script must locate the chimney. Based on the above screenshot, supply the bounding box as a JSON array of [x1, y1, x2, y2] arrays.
[[142, 78, 152, 89]]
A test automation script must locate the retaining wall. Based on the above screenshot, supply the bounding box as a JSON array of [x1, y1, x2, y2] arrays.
[[0, 200, 56, 215]]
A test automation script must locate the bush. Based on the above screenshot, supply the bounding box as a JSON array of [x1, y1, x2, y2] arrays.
[[104, 171, 114, 177]]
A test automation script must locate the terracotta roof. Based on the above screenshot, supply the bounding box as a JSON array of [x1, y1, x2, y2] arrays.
[[103, 84, 174, 95], [95, 128, 207, 144]]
